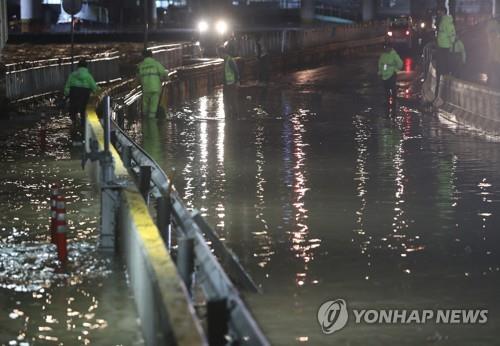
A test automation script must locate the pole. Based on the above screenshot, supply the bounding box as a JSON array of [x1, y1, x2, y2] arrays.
[[104, 96, 111, 154], [177, 237, 195, 294], [71, 13, 74, 68], [207, 299, 229, 345], [102, 96, 114, 184], [139, 166, 152, 203], [144, 0, 149, 51], [156, 196, 171, 245]]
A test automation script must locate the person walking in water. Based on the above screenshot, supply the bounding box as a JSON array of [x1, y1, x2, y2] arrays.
[[138, 49, 168, 118], [220, 46, 240, 118], [435, 6, 456, 98], [64, 59, 99, 139], [378, 40, 403, 114]]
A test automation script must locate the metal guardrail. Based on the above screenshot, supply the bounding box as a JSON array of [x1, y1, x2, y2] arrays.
[[109, 113, 269, 345], [5, 52, 121, 101], [148, 44, 184, 70], [236, 22, 387, 57], [5, 43, 189, 102], [82, 68, 267, 343], [84, 101, 208, 345]]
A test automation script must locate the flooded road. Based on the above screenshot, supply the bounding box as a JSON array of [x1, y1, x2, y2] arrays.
[[0, 116, 143, 345], [130, 51, 500, 345]]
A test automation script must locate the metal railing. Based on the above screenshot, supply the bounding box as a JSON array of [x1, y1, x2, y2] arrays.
[[5, 52, 121, 101], [108, 105, 269, 344], [82, 73, 268, 344], [5, 43, 189, 102], [235, 21, 387, 57], [84, 98, 208, 345], [148, 44, 184, 70]]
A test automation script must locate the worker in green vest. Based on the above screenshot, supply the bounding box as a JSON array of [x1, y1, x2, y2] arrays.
[[220, 45, 240, 119], [435, 7, 456, 97], [138, 50, 168, 118], [378, 39, 403, 113], [64, 59, 99, 138]]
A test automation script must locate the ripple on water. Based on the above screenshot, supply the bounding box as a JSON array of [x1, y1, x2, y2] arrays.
[[0, 242, 112, 292]]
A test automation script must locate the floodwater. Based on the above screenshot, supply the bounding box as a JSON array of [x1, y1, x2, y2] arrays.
[[0, 114, 143, 345], [130, 51, 500, 345]]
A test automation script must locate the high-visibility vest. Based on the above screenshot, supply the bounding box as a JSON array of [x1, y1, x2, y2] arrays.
[[224, 57, 236, 85], [138, 57, 167, 93]]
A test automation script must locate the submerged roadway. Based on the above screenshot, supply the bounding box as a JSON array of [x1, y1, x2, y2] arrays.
[[128, 48, 500, 345]]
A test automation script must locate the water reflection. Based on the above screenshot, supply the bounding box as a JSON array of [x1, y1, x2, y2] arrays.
[[126, 56, 500, 343], [281, 92, 318, 287], [353, 114, 372, 279], [252, 123, 273, 269], [0, 115, 142, 344], [176, 95, 227, 240]]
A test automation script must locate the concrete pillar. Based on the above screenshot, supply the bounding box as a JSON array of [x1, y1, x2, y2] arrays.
[[0, 0, 8, 49], [362, 0, 375, 21], [150, 0, 157, 27], [20, 0, 34, 20], [301, 0, 315, 24], [20, 0, 34, 32]]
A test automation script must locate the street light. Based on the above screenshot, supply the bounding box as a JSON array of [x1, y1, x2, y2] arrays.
[[198, 20, 208, 33], [215, 20, 228, 35]]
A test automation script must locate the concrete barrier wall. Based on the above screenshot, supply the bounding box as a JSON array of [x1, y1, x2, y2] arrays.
[[423, 62, 500, 136], [84, 97, 207, 346]]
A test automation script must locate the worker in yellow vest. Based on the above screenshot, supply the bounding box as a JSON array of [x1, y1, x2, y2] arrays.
[[64, 59, 99, 139], [220, 46, 240, 119], [378, 40, 403, 113], [435, 7, 456, 97], [137, 50, 168, 118]]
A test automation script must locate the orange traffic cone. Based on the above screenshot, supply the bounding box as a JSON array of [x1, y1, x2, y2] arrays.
[[54, 194, 68, 264], [50, 184, 60, 244]]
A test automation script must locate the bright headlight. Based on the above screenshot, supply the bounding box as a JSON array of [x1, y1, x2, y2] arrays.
[[215, 20, 228, 35], [420, 22, 426, 29], [198, 20, 208, 33]]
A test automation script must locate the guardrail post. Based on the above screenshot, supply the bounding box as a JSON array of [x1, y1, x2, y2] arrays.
[[139, 165, 152, 203], [207, 299, 229, 345], [156, 196, 171, 248], [110, 130, 117, 147], [122, 145, 133, 168], [100, 96, 119, 251], [117, 107, 125, 129], [177, 237, 194, 294]]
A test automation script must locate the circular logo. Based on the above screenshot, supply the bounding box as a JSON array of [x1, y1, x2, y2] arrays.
[[317, 299, 349, 334]]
